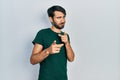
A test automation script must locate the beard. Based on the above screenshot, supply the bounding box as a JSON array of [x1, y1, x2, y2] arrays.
[[52, 22, 65, 29]]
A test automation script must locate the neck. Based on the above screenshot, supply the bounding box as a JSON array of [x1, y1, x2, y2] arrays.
[[51, 26, 61, 33]]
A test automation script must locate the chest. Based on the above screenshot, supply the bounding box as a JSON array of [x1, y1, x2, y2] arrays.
[[42, 33, 63, 48]]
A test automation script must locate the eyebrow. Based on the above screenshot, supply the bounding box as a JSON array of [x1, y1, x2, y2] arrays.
[[56, 16, 66, 18]]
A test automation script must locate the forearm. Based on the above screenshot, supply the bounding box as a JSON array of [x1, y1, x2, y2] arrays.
[[65, 42, 75, 62], [30, 49, 49, 65]]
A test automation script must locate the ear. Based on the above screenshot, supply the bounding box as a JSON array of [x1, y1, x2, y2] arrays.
[[49, 17, 53, 22]]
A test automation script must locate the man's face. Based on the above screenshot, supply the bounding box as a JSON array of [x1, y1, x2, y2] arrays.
[[51, 11, 66, 29]]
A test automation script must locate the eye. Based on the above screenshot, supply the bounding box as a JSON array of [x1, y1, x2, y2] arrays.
[[57, 17, 61, 19]]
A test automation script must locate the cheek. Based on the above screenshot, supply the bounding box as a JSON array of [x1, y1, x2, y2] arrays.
[[55, 18, 61, 22], [55, 21, 61, 25]]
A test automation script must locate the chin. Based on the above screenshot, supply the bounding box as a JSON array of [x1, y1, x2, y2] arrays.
[[59, 25, 64, 29], [59, 27, 64, 29]]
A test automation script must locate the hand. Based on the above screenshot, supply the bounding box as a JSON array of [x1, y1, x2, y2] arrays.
[[47, 40, 64, 54], [58, 32, 69, 44]]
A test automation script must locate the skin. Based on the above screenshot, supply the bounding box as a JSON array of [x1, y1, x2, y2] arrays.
[[30, 11, 75, 65]]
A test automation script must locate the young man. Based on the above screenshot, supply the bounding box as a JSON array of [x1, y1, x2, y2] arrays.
[[30, 5, 75, 80]]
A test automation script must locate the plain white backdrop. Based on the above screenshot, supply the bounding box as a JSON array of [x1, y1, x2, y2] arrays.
[[1, 0, 120, 80]]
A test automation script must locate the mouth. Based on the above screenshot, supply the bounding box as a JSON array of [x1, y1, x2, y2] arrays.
[[61, 22, 65, 24], [60, 24, 64, 27], [60, 23, 65, 25]]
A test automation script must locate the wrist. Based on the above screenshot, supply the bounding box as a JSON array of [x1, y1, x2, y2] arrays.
[[65, 42, 70, 45]]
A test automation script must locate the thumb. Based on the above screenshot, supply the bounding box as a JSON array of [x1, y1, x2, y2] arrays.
[[52, 40, 56, 45]]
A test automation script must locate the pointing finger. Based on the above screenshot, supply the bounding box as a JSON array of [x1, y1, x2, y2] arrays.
[[56, 44, 64, 48], [58, 34, 64, 38], [58, 34, 62, 37], [60, 44, 64, 47]]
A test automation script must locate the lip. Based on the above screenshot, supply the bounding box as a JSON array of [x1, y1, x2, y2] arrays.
[[60, 24, 64, 26], [61, 23, 65, 25]]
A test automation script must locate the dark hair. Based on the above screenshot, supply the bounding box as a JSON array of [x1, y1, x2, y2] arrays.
[[47, 5, 66, 17]]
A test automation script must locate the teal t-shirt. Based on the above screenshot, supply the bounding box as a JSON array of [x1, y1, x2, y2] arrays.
[[32, 28, 70, 80]]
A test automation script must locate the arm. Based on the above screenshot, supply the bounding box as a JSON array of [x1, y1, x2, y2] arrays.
[[30, 43, 49, 65], [65, 42, 75, 62], [58, 33, 75, 62], [30, 41, 64, 65]]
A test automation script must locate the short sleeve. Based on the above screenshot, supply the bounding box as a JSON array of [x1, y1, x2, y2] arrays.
[[32, 30, 44, 46], [67, 34, 70, 43]]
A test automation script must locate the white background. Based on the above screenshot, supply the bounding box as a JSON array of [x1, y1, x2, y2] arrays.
[[0, 0, 120, 80]]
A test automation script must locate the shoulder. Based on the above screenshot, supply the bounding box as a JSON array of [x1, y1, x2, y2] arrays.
[[37, 28, 50, 34]]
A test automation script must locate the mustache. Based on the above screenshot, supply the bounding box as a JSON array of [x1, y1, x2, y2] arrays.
[[60, 22, 65, 25]]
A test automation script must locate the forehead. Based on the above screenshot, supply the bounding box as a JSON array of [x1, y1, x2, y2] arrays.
[[54, 11, 65, 17]]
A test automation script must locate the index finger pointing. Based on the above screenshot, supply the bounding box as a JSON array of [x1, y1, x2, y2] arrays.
[[56, 44, 64, 48]]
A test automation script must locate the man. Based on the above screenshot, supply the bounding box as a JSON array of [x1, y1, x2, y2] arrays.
[[30, 5, 75, 80]]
